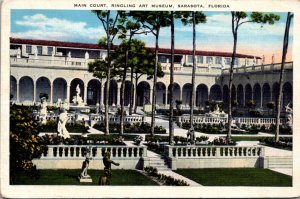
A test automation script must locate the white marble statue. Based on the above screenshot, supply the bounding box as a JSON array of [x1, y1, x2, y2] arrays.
[[40, 97, 48, 124], [57, 101, 70, 139], [72, 84, 84, 106], [285, 103, 293, 128]]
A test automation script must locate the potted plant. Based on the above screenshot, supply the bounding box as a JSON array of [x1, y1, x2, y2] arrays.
[[175, 100, 182, 110]]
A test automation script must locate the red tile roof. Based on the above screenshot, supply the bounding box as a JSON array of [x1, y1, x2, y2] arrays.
[[10, 37, 261, 59]]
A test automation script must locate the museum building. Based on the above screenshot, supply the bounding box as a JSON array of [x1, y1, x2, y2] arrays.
[[9, 38, 293, 111]]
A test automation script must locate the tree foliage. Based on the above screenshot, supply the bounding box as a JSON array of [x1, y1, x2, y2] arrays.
[[10, 105, 44, 173]]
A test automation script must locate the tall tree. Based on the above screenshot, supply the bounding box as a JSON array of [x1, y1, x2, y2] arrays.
[[169, 11, 175, 145], [117, 12, 145, 135], [178, 11, 206, 132], [130, 11, 171, 136], [92, 11, 120, 135], [275, 12, 293, 142], [227, 12, 280, 141]]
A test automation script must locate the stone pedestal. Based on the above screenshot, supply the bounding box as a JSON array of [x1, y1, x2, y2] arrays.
[[78, 175, 93, 182], [144, 104, 152, 113]]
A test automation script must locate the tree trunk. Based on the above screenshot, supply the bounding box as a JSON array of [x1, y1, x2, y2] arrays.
[[228, 14, 238, 141], [134, 73, 139, 114], [120, 50, 129, 135], [129, 64, 134, 115], [151, 30, 159, 136], [275, 12, 292, 142], [190, 12, 196, 129], [169, 11, 174, 145], [105, 11, 111, 135]]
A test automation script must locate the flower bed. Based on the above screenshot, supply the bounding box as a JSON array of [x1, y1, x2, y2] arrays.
[[259, 137, 292, 150], [93, 122, 167, 134], [144, 166, 189, 186]]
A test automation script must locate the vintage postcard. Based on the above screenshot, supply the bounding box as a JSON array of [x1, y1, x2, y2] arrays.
[[1, 0, 299, 198]]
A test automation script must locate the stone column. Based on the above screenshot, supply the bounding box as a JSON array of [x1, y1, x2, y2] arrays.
[[100, 84, 104, 106], [116, 82, 121, 106], [84, 84, 88, 105], [33, 80, 36, 103], [164, 87, 168, 106], [66, 83, 71, 103], [149, 88, 153, 105], [50, 81, 53, 105], [16, 83, 20, 103], [243, 87, 246, 107]]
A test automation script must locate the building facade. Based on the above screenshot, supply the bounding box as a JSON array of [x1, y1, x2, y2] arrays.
[[10, 38, 293, 111]]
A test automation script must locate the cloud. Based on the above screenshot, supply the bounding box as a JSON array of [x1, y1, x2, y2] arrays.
[[175, 13, 293, 37], [13, 14, 105, 41]]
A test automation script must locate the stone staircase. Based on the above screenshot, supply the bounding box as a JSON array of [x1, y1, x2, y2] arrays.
[[148, 156, 170, 171], [267, 156, 293, 168]]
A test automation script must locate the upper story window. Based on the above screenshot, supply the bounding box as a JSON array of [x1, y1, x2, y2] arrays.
[[197, 56, 203, 64], [47, 47, 53, 55], [215, 57, 222, 64], [206, 56, 213, 64], [158, 55, 167, 63], [188, 55, 194, 63], [225, 58, 231, 65], [37, 46, 43, 55], [234, 58, 239, 65], [26, 45, 32, 54]]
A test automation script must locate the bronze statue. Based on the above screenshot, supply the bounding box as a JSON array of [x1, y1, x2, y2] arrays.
[[99, 151, 120, 185]]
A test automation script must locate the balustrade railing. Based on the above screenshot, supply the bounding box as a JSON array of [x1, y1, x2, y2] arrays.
[[165, 145, 264, 158], [89, 114, 145, 126], [41, 145, 147, 159], [176, 116, 286, 127]]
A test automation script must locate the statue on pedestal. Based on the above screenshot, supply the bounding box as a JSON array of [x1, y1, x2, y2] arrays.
[[57, 101, 70, 139], [78, 148, 93, 182], [285, 103, 293, 128], [187, 127, 195, 145], [72, 84, 84, 106], [99, 151, 120, 185], [40, 97, 48, 124]]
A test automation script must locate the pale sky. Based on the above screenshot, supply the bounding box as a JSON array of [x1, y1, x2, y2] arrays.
[[11, 10, 293, 64]]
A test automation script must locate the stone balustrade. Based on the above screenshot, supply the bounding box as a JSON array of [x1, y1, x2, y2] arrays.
[[41, 145, 147, 159], [89, 114, 145, 126], [235, 117, 286, 127], [176, 115, 228, 127], [176, 115, 286, 127], [165, 145, 264, 159], [34, 112, 77, 123]]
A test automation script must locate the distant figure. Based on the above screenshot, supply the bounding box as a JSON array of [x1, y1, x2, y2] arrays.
[[187, 127, 195, 145], [99, 151, 120, 185], [40, 97, 48, 124]]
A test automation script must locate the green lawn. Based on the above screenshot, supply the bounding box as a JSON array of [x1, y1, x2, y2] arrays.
[[11, 169, 158, 186], [176, 168, 292, 186]]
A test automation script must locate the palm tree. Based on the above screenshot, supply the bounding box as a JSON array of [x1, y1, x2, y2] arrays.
[[227, 12, 280, 141], [275, 12, 293, 142]]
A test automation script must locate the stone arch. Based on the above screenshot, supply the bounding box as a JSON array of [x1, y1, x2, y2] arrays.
[[272, 82, 279, 105], [196, 84, 208, 108], [262, 83, 271, 109], [237, 84, 244, 107], [70, 78, 85, 103], [167, 83, 181, 104], [53, 78, 67, 102], [245, 84, 252, 105], [19, 76, 34, 102], [104, 80, 118, 106], [136, 81, 150, 106], [210, 84, 222, 101], [223, 85, 229, 109], [253, 83, 261, 108], [87, 79, 101, 105], [156, 82, 166, 105], [124, 81, 133, 106], [182, 83, 192, 105], [10, 76, 17, 101], [36, 76, 51, 102], [283, 82, 292, 107]]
